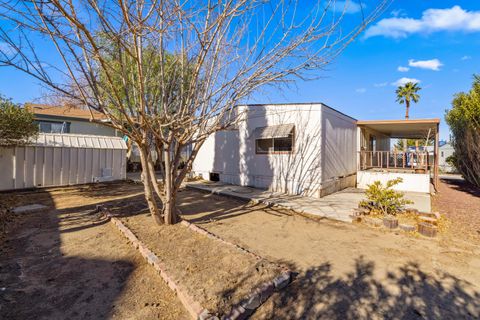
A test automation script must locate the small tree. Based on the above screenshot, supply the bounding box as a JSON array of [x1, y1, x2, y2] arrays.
[[360, 178, 413, 216], [0, 95, 38, 146], [445, 75, 480, 187]]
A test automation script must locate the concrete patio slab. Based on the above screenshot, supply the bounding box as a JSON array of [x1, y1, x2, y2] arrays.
[[186, 182, 431, 223]]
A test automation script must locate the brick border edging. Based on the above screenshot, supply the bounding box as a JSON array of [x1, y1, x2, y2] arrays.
[[105, 212, 212, 320], [180, 219, 292, 320], [106, 207, 293, 320]]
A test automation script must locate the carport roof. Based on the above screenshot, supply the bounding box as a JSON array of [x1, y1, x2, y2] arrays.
[[356, 119, 440, 139]]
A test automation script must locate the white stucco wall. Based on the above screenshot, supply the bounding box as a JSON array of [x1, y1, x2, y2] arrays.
[[193, 103, 357, 197], [357, 171, 430, 193]]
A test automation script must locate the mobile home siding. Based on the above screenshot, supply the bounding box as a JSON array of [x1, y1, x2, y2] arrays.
[[192, 103, 357, 197]]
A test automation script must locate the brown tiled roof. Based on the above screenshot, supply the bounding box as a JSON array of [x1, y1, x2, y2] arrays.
[[26, 103, 108, 121]]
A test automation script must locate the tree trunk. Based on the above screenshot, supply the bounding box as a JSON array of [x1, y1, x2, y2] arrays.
[[139, 143, 163, 224], [162, 145, 180, 225], [403, 100, 410, 151], [147, 153, 163, 200]]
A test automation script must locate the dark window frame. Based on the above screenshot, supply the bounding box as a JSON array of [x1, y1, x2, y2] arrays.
[[255, 132, 294, 155], [36, 120, 71, 133]]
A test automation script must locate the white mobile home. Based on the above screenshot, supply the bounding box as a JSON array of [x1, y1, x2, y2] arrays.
[[193, 103, 357, 198]]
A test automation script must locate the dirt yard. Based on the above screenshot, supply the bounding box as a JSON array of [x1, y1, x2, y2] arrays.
[[432, 177, 480, 242], [2, 181, 480, 319], [0, 183, 189, 320], [118, 212, 281, 315], [178, 188, 480, 319]]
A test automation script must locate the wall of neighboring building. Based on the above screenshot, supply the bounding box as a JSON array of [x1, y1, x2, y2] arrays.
[[193, 103, 357, 197], [439, 143, 455, 173], [70, 120, 118, 136], [35, 116, 119, 136]]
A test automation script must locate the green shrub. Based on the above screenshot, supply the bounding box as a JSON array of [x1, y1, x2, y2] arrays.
[[360, 178, 413, 216], [445, 75, 480, 187], [0, 95, 38, 146]]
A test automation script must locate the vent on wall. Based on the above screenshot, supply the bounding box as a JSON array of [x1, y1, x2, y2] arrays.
[[209, 172, 220, 182]]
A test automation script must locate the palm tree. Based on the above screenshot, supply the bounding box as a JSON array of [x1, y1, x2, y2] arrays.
[[396, 82, 421, 119]]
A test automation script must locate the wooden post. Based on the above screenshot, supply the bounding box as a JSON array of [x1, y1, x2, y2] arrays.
[[394, 149, 397, 168], [434, 124, 439, 190]]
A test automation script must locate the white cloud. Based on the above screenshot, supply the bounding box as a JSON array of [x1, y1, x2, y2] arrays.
[[397, 66, 410, 72], [355, 88, 367, 93], [461, 55, 471, 60], [329, 1, 363, 14], [391, 77, 421, 86], [364, 6, 480, 38], [373, 82, 388, 87], [408, 58, 443, 71]]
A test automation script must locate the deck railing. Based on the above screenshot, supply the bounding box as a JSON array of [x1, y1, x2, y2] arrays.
[[359, 150, 430, 171]]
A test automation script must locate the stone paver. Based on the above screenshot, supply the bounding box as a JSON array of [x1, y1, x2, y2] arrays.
[[11, 204, 49, 214], [187, 181, 431, 223]]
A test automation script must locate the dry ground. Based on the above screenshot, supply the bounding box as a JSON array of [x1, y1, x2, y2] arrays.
[[0, 183, 189, 320], [2, 181, 480, 319], [178, 188, 480, 319], [432, 177, 480, 242], [117, 212, 281, 315]]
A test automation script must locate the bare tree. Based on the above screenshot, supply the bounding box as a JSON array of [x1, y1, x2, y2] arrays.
[[0, 0, 389, 224]]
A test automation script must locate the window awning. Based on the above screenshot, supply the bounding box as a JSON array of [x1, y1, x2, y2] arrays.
[[252, 124, 295, 139]]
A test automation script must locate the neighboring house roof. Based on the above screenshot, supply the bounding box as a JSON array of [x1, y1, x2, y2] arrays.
[[440, 142, 453, 149], [26, 103, 108, 122]]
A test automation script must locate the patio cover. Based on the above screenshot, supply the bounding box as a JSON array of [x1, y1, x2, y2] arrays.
[[356, 119, 439, 139], [356, 118, 441, 190], [252, 123, 295, 139]]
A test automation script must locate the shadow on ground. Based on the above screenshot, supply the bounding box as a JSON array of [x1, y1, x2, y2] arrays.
[[177, 189, 480, 319], [252, 256, 480, 319], [441, 178, 480, 197], [0, 190, 134, 320]]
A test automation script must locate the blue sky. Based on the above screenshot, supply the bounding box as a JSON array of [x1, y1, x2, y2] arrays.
[[255, 1, 480, 140], [2, 1, 480, 140]]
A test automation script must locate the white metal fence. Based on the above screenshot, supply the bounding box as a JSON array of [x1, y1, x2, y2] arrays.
[[0, 133, 127, 191]]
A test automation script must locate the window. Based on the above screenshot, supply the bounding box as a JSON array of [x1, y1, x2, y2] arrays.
[[255, 136, 293, 154], [256, 138, 273, 153], [253, 124, 295, 154], [37, 121, 70, 133], [441, 151, 444, 157]]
